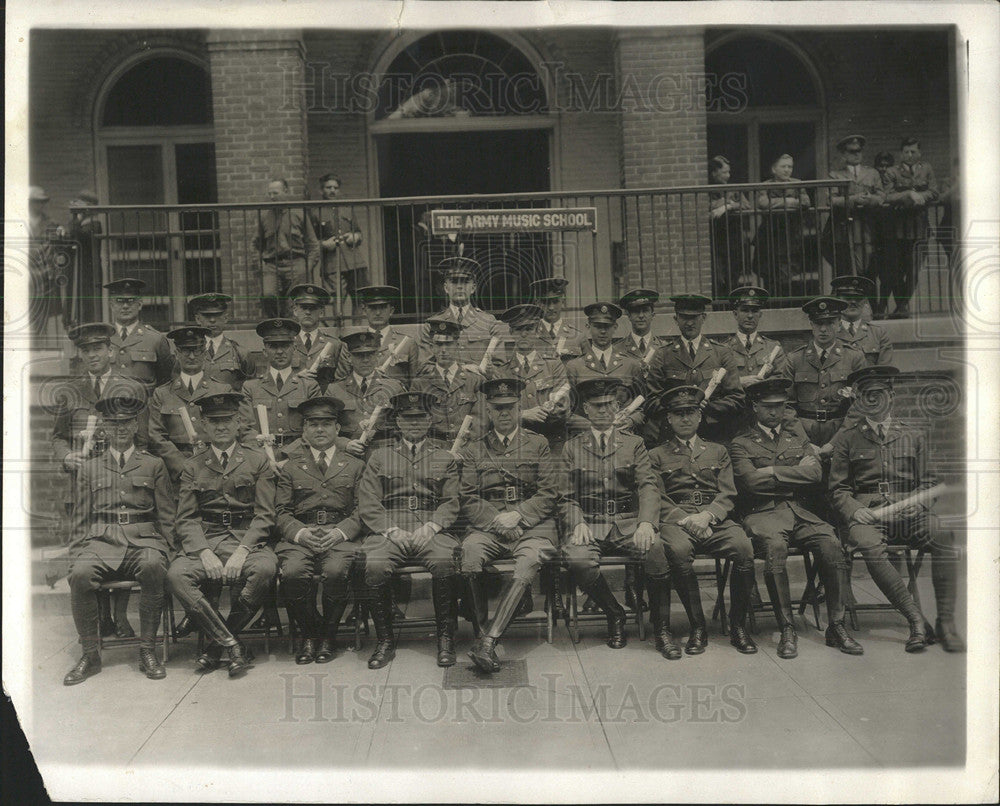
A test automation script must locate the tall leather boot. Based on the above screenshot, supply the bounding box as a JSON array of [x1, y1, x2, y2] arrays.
[[763, 570, 797, 659], [315, 594, 350, 664], [366, 586, 396, 669], [543, 565, 567, 620], [932, 551, 966, 652], [138, 601, 166, 680], [671, 569, 708, 655], [865, 556, 928, 652], [462, 573, 488, 638], [285, 596, 319, 665], [175, 582, 221, 638], [190, 597, 238, 672], [432, 576, 458, 667], [97, 589, 116, 637], [469, 578, 529, 673], [647, 576, 681, 660], [113, 588, 135, 638], [729, 567, 758, 654], [581, 574, 627, 649], [816, 551, 864, 655]]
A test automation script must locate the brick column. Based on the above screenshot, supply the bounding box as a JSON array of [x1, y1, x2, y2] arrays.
[[207, 30, 309, 320], [614, 29, 711, 299]]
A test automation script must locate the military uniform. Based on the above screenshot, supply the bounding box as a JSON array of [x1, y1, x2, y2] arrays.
[[537, 318, 585, 361], [884, 156, 939, 315], [419, 303, 504, 367], [290, 327, 350, 378], [831, 275, 894, 366], [366, 325, 420, 384], [327, 371, 404, 441], [613, 332, 669, 367], [411, 358, 483, 442], [108, 319, 175, 391], [723, 331, 790, 382], [821, 136, 886, 277], [190, 292, 258, 392], [783, 341, 866, 445]]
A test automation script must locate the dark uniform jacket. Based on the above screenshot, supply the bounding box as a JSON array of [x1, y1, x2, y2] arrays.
[[326, 372, 405, 440], [537, 319, 585, 361], [460, 428, 561, 542], [291, 328, 351, 379], [648, 435, 736, 525], [419, 305, 505, 367], [722, 332, 791, 382], [781, 342, 867, 417], [836, 321, 893, 366], [110, 322, 175, 390], [358, 438, 461, 535], [411, 360, 484, 442], [203, 336, 256, 391], [885, 162, 939, 240], [360, 326, 420, 385], [612, 332, 670, 369], [242, 371, 321, 444], [175, 445, 276, 554]]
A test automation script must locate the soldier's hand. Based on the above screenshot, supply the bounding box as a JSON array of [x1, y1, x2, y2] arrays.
[[571, 523, 593, 546], [255, 433, 276, 447], [223, 546, 249, 584], [346, 439, 367, 457], [295, 527, 326, 553], [63, 451, 86, 471], [897, 504, 925, 521], [612, 412, 633, 430], [491, 510, 522, 530], [678, 512, 713, 539], [388, 529, 411, 549], [632, 521, 655, 553], [199, 549, 224, 581], [520, 406, 546, 424], [798, 454, 821, 472], [851, 507, 878, 525], [498, 526, 524, 541], [410, 524, 435, 550], [297, 367, 318, 381]]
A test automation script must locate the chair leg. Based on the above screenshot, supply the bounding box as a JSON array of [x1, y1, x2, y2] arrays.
[[714, 558, 730, 634], [568, 571, 580, 644]]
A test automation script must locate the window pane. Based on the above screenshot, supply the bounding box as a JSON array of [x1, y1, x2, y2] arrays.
[[759, 122, 817, 181], [707, 36, 818, 108], [102, 57, 212, 126]]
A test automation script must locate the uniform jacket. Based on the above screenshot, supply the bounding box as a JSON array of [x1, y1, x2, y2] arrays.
[[242, 371, 321, 441], [613, 333, 670, 369], [110, 322, 175, 389], [175, 444, 276, 554], [884, 162, 940, 240], [781, 342, 867, 411], [829, 419, 936, 523], [565, 342, 646, 434], [203, 336, 256, 391], [537, 319, 585, 361], [411, 360, 484, 441], [836, 321, 893, 366], [52, 373, 150, 467], [561, 429, 659, 540], [253, 207, 320, 271], [274, 437, 365, 544], [327, 372, 405, 440], [722, 332, 791, 382], [291, 328, 351, 378], [645, 336, 744, 426], [357, 438, 461, 534], [824, 165, 886, 239], [493, 351, 569, 411], [460, 428, 561, 541], [418, 306, 505, 366], [648, 435, 736, 525], [356, 325, 420, 384]]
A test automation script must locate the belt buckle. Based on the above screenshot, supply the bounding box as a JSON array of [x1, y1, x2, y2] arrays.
[[505, 485, 518, 503], [408, 496, 418, 511], [117, 511, 130, 525], [691, 491, 703, 506], [315, 509, 328, 525], [814, 410, 828, 422], [221, 510, 232, 527], [605, 499, 617, 516], [878, 482, 891, 496]]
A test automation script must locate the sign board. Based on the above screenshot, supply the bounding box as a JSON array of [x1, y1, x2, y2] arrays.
[[430, 207, 597, 235]]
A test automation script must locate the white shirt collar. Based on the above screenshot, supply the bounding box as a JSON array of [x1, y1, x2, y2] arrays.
[[677, 434, 698, 450], [738, 330, 758, 345], [438, 362, 458, 381], [299, 328, 319, 344], [179, 371, 204, 388], [631, 332, 652, 349], [206, 334, 224, 350], [212, 442, 238, 462], [591, 344, 613, 363], [401, 437, 424, 454], [353, 371, 372, 388], [89, 369, 112, 384], [813, 341, 833, 355], [450, 304, 469, 320], [758, 422, 781, 439], [270, 366, 293, 384], [591, 427, 613, 444], [516, 350, 537, 366], [841, 319, 861, 332], [109, 445, 135, 466], [116, 321, 137, 337], [866, 416, 892, 432], [494, 427, 519, 445], [682, 335, 703, 354], [544, 318, 562, 336], [310, 444, 336, 464]]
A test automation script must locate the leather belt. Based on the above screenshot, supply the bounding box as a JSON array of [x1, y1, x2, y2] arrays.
[[578, 496, 636, 517], [484, 486, 535, 504], [202, 510, 254, 528], [858, 482, 913, 495], [299, 508, 347, 526], [95, 513, 154, 526], [385, 495, 437, 512], [669, 491, 716, 506], [795, 402, 849, 422]]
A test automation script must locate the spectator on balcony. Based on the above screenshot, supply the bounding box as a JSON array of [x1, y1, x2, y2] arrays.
[[708, 156, 753, 298], [28, 186, 62, 337], [882, 137, 939, 319], [866, 151, 899, 318], [753, 154, 813, 305], [309, 174, 366, 320], [252, 179, 320, 318]]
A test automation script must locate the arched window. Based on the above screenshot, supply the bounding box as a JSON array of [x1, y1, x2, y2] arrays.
[[102, 56, 212, 127]]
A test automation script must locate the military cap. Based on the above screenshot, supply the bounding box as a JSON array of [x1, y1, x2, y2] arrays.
[[498, 303, 544, 330], [480, 377, 525, 404], [437, 256, 480, 281], [391, 391, 438, 416], [356, 285, 400, 306], [343, 329, 380, 354], [167, 325, 211, 348], [426, 317, 461, 342], [576, 376, 624, 404], [619, 288, 660, 310], [29, 186, 50, 202], [729, 285, 770, 308], [95, 395, 146, 421], [583, 302, 624, 324], [847, 365, 899, 390], [836, 134, 867, 152], [68, 322, 116, 347], [188, 293, 232, 316], [745, 376, 792, 403], [529, 277, 570, 300], [256, 317, 301, 343], [670, 293, 713, 313], [831, 275, 876, 299], [193, 391, 243, 418], [296, 395, 346, 419], [288, 284, 331, 306], [801, 296, 847, 321], [661, 384, 705, 412], [104, 277, 146, 296]]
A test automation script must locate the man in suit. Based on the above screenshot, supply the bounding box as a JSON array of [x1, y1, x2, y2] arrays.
[[829, 366, 964, 653], [287, 284, 351, 380], [104, 277, 175, 391], [729, 378, 863, 658], [462, 377, 562, 672], [353, 285, 420, 384], [614, 288, 669, 368], [650, 385, 758, 655], [412, 318, 483, 443], [62, 394, 175, 685], [357, 392, 462, 669], [561, 378, 676, 657], [831, 275, 894, 366], [275, 396, 366, 664], [166, 392, 277, 677], [529, 276, 584, 362], [190, 293, 256, 392]]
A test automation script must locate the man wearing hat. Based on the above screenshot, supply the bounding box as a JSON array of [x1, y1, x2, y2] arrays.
[[354, 285, 420, 384], [461, 377, 561, 673], [357, 391, 463, 669], [412, 318, 483, 444], [783, 296, 867, 450], [64, 190, 103, 325], [530, 276, 584, 361], [190, 293, 257, 392], [821, 135, 885, 277], [723, 286, 790, 387], [275, 396, 367, 664], [831, 275, 893, 366], [419, 256, 504, 367], [326, 329, 405, 454], [561, 378, 677, 657], [614, 288, 669, 366], [830, 366, 964, 652], [649, 385, 758, 655], [62, 394, 175, 685], [103, 278, 175, 391], [242, 318, 321, 461], [645, 294, 744, 445], [730, 378, 863, 659], [167, 392, 278, 677], [287, 283, 351, 381]]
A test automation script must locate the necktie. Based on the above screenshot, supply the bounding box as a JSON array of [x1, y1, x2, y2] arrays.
[[501, 435, 509, 450], [638, 337, 646, 354], [275, 373, 284, 392], [360, 378, 368, 396], [119, 452, 126, 470], [745, 335, 753, 352], [120, 327, 128, 341], [599, 353, 608, 371], [819, 348, 828, 366], [187, 379, 194, 396], [93, 377, 101, 398], [599, 433, 607, 452], [207, 340, 215, 359], [686, 439, 695, 456], [457, 308, 464, 325], [410, 443, 417, 460], [521, 356, 530, 374], [304, 334, 313, 352], [317, 452, 328, 475], [849, 322, 857, 336], [220, 450, 229, 470], [877, 424, 886, 443], [688, 341, 696, 361]]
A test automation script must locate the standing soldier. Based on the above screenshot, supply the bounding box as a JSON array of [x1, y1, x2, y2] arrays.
[[530, 276, 584, 362], [105, 278, 175, 391], [275, 396, 366, 664], [357, 392, 463, 669], [830, 366, 965, 653], [287, 284, 351, 380], [62, 394, 175, 685], [723, 286, 790, 388], [614, 288, 668, 368], [166, 392, 278, 677], [419, 257, 504, 367], [650, 385, 758, 655], [190, 293, 256, 392], [354, 285, 420, 384], [412, 318, 483, 443], [462, 378, 561, 673], [729, 378, 863, 658], [560, 379, 675, 657], [831, 275, 894, 366]]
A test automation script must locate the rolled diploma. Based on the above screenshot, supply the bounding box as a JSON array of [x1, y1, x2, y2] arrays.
[[256, 404, 278, 464]]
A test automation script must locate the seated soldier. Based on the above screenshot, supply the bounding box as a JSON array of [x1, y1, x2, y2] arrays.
[[63, 394, 175, 685], [650, 385, 758, 655], [461, 377, 561, 673]]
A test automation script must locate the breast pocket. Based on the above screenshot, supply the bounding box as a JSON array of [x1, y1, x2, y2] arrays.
[[849, 449, 877, 473], [129, 474, 156, 506], [227, 474, 256, 504], [129, 348, 157, 364]]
